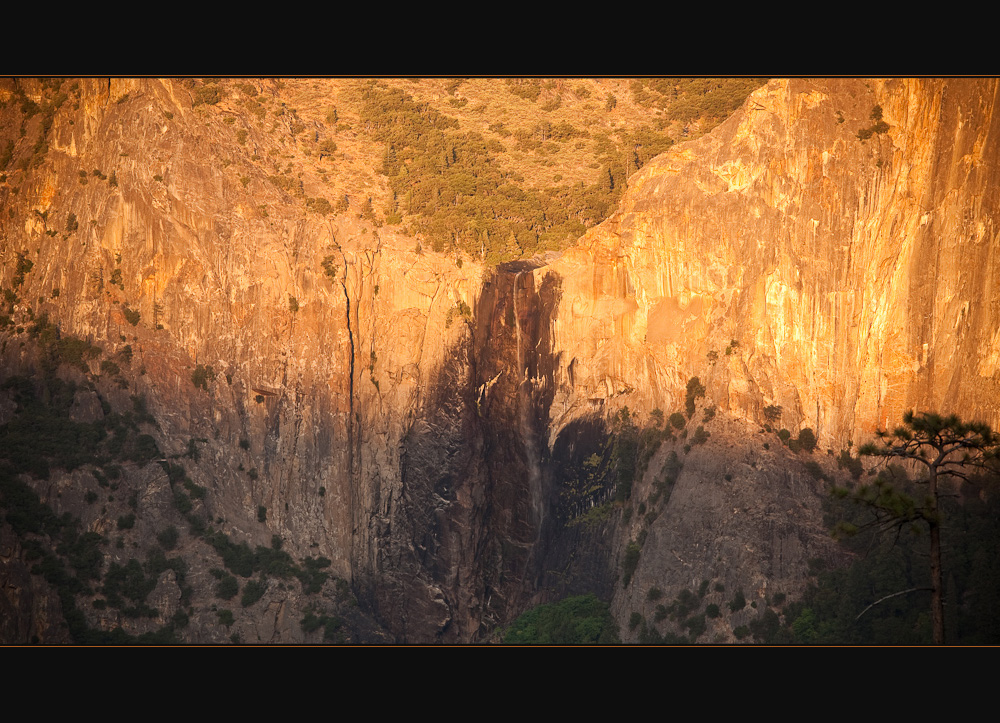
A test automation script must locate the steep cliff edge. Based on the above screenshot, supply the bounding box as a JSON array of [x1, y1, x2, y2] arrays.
[[529, 78, 1000, 640], [544, 78, 1000, 445], [2, 78, 998, 643], [0, 78, 565, 641]]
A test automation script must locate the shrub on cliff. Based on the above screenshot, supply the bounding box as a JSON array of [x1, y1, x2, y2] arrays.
[[122, 305, 140, 326], [685, 377, 706, 418], [191, 364, 214, 391], [240, 578, 266, 607], [837, 450, 864, 479], [763, 405, 782, 424], [321, 255, 339, 280], [213, 571, 239, 600], [621, 541, 642, 587], [193, 85, 222, 107]]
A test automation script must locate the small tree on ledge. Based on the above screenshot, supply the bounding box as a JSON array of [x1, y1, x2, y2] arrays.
[[843, 411, 999, 644]]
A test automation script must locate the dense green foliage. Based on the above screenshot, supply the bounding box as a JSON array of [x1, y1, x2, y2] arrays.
[[503, 594, 619, 644], [355, 81, 765, 264], [359, 82, 592, 262], [630, 78, 768, 124]]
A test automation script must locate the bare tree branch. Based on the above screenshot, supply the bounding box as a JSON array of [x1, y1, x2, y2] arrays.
[[855, 587, 933, 622]]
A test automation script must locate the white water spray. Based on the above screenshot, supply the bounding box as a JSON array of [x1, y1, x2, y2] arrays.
[[514, 271, 544, 531]]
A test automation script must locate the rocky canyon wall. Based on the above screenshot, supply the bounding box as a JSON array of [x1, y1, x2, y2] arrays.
[[3, 78, 999, 642], [544, 78, 1000, 450]]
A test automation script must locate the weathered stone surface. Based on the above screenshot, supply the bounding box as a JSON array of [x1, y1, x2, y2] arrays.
[[543, 79, 1000, 444], [2, 78, 998, 642]]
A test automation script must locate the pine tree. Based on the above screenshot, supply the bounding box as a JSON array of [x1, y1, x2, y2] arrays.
[[843, 411, 999, 643]]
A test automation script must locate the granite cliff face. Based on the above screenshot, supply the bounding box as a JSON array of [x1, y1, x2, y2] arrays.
[[2, 78, 998, 643], [550, 78, 1000, 443]]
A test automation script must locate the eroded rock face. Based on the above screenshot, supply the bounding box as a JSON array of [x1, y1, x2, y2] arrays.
[[545, 78, 1000, 449], [3, 78, 999, 642]]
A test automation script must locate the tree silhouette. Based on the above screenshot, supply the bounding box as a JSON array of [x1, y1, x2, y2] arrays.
[[844, 411, 999, 643]]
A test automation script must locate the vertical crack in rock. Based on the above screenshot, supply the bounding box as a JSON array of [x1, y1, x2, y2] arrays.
[[339, 254, 356, 478]]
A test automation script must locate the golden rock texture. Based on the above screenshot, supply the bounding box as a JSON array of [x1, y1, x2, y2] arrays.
[[546, 78, 1000, 448], [3, 78, 999, 642]]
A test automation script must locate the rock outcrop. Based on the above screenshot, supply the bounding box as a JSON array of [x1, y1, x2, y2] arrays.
[[547, 78, 1000, 447], [2, 78, 998, 642]]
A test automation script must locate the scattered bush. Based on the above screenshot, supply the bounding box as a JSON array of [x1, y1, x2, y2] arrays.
[[240, 578, 266, 607], [122, 305, 140, 326], [321, 256, 339, 280], [837, 450, 864, 479], [305, 197, 332, 215], [763, 404, 782, 424], [506, 79, 542, 102], [215, 573, 238, 600], [797, 427, 817, 453], [621, 541, 641, 587], [172, 490, 192, 514], [301, 610, 324, 633], [193, 85, 222, 107], [685, 377, 706, 418], [804, 460, 825, 480], [157, 526, 179, 550], [684, 613, 707, 639], [857, 106, 891, 141], [192, 364, 214, 391]]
